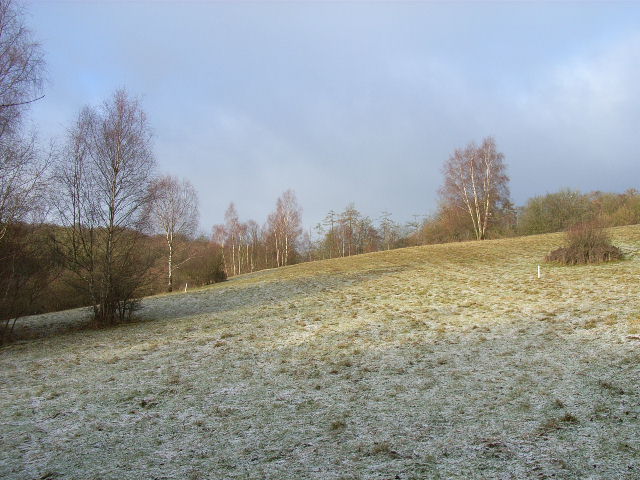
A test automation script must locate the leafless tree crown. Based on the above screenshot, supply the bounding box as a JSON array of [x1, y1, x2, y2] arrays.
[[150, 176, 199, 239], [439, 136, 510, 240], [0, 0, 46, 240], [149, 175, 199, 291], [268, 189, 302, 267], [55, 89, 155, 324], [0, 0, 45, 138]]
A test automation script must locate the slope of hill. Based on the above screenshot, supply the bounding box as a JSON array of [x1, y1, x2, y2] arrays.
[[2, 226, 640, 479]]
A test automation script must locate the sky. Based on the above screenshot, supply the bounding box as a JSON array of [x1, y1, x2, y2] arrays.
[[27, 0, 640, 234]]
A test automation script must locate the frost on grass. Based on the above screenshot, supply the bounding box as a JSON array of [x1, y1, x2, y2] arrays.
[[2, 226, 640, 479]]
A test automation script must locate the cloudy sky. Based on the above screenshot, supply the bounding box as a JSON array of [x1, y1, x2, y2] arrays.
[[28, 0, 640, 233]]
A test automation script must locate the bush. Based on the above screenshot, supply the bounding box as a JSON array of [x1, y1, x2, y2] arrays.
[[518, 189, 593, 235], [545, 223, 622, 265]]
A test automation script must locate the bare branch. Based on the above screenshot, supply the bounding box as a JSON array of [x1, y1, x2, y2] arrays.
[[0, 93, 44, 109]]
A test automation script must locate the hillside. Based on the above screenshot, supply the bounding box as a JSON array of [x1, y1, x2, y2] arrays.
[[2, 226, 640, 479]]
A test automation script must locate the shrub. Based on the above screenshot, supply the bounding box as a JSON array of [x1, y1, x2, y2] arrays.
[[545, 223, 623, 265], [518, 189, 593, 235]]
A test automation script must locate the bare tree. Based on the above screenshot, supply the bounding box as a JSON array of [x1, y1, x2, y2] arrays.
[[300, 229, 314, 262], [324, 209, 338, 258], [245, 219, 260, 272], [338, 203, 360, 257], [0, 0, 45, 138], [211, 223, 228, 276], [439, 137, 510, 240], [224, 203, 241, 276], [0, 135, 48, 241], [0, 0, 49, 342], [354, 215, 378, 254], [0, 0, 46, 238], [149, 175, 199, 292], [55, 89, 155, 325], [268, 190, 302, 267], [379, 211, 400, 250]]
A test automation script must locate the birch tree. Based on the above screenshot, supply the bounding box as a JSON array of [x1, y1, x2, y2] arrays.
[[55, 90, 155, 325], [245, 219, 260, 273], [339, 203, 359, 257], [379, 211, 399, 250], [223, 203, 241, 276], [149, 175, 199, 292], [268, 190, 302, 267], [211, 224, 228, 276], [0, 0, 46, 240], [439, 137, 510, 240]]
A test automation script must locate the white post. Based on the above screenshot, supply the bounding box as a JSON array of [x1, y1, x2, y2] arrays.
[[537, 265, 541, 279], [184, 283, 188, 292]]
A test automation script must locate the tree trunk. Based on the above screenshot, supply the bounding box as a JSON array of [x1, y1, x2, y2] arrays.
[[231, 242, 236, 276], [220, 242, 228, 276], [284, 235, 289, 266], [167, 240, 173, 292]]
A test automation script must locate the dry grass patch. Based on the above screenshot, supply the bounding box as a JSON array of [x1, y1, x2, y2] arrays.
[[1, 226, 640, 479]]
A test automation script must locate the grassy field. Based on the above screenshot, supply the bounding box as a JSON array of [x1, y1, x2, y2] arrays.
[[2, 226, 640, 479]]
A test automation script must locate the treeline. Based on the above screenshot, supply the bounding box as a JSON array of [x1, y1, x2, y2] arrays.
[[209, 202, 409, 273], [1, 0, 639, 342], [312, 207, 404, 259], [414, 188, 640, 245], [212, 190, 303, 276], [212, 187, 640, 271], [312, 189, 640, 260]]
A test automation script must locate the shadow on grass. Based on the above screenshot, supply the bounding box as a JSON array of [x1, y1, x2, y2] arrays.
[[4, 266, 400, 346]]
